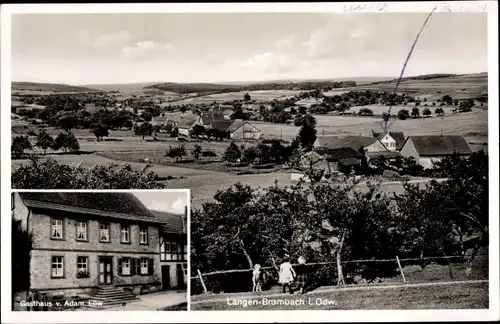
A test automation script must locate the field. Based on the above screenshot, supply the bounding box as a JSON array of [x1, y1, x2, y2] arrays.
[[346, 104, 486, 116], [169, 90, 303, 105], [327, 73, 488, 102]]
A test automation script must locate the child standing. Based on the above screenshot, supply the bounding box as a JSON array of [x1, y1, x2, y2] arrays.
[[279, 254, 296, 294], [252, 264, 263, 292], [295, 256, 308, 294]]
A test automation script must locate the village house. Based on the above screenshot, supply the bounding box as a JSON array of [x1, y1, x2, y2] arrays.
[[11, 192, 167, 300], [209, 119, 262, 140], [314, 135, 388, 153], [151, 116, 168, 127], [177, 119, 197, 137], [152, 210, 188, 290], [399, 134, 473, 169], [372, 131, 406, 151]]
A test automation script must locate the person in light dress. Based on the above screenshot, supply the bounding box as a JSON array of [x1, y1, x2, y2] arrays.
[[279, 254, 296, 294]]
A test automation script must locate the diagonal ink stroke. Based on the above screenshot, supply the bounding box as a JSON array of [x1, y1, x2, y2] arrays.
[[383, 7, 437, 132]]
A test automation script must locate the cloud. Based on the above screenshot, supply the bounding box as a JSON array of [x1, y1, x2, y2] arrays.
[[77, 30, 135, 49], [121, 40, 173, 59], [170, 197, 186, 214]]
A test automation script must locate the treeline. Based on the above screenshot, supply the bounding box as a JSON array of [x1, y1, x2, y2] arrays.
[[364, 74, 458, 86], [145, 81, 357, 95], [12, 82, 98, 93], [191, 150, 488, 293]]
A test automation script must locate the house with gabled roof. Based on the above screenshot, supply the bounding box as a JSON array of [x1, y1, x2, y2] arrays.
[[11, 192, 167, 301], [372, 131, 406, 151], [151, 210, 187, 290], [400, 134, 473, 169], [314, 135, 388, 153]]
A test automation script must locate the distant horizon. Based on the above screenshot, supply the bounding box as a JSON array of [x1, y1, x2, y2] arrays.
[[11, 71, 488, 87], [11, 13, 488, 85]]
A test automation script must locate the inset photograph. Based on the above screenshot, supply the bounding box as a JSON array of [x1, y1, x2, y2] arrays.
[[11, 190, 188, 311]]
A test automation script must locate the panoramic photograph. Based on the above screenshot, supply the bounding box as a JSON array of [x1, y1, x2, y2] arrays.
[[11, 191, 188, 311], [7, 9, 491, 312]]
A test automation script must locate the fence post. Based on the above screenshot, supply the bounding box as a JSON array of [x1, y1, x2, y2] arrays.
[[396, 256, 406, 283], [197, 269, 208, 294]]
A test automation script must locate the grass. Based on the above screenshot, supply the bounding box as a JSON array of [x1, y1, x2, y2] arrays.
[[191, 281, 488, 310], [170, 90, 303, 105], [159, 302, 188, 311]]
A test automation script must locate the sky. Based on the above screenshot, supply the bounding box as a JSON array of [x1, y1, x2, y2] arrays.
[[11, 13, 488, 85], [134, 191, 187, 215]]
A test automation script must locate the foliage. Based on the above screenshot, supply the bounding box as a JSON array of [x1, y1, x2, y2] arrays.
[[242, 146, 258, 165], [223, 142, 242, 164], [166, 145, 187, 162], [411, 107, 420, 118], [397, 109, 410, 120], [12, 157, 165, 189], [192, 125, 206, 138], [297, 114, 317, 151], [192, 145, 203, 160], [358, 108, 374, 116], [92, 124, 109, 141], [423, 108, 432, 117], [134, 122, 153, 140], [34, 130, 54, 155], [12, 136, 33, 157], [435, 107, 445, 116]]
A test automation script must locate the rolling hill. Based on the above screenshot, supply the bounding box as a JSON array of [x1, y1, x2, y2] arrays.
[[12, 82, 98, 93]]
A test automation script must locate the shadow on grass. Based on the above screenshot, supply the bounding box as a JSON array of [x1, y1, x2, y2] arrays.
[[159, 302, 187, 311]]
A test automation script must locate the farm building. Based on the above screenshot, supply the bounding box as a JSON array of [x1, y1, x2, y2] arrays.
[[227, 120, 262, 140], [315, 147, 364, 173], [399, 135, 472, 169], [314, 135, 388, 153], [151, 209, 187, 290], [197, 112, 225, 128], [177, 119, 197, 137], [372, 131, 406, 151], [151, 116, 168, 127], [11, 192, 170, 298]]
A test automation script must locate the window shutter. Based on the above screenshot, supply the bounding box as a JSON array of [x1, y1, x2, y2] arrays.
[[130, 258, 136, 276], [148, 258, 154, 275], [135, 258, 141, 275], [118, 258, 123, 276]]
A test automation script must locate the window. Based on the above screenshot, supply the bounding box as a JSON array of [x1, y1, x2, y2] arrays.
[[51, 256, 64, 277], [121, 225, 130, 243], [139, 226, 148, 244], [120, 258, 131, 275], [77, 256, 89, 278], [99, 223, 110, 242], [140, 258, 148, 275], [182, 263, 188, 276], [160, 240, 185, 261], [76, 221, 87, 241], [51, 219, 63, 239]]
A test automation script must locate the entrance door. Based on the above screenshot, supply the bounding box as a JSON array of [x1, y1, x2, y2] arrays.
[[99, 257, 113, 285], [161, 265, 170, 290], [176, 264, 186, 289]]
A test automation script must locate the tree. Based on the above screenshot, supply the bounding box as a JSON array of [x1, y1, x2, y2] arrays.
[[441, 95, 453, 105], [242, 146, 258, 165], [397, 109, 410, 120], [310, 180, 401, 285], [192, 125, 206, 138], [67, 132, 80, 153], [166, 145, 187, 163], [11, 157, 164, 189], [294, 115, 304, 127], [423, 108, 432, 117], [223, 142, 242, 165], [297, 114, 317, 151], [411, 107, 420, 118], [192, 145, 203, 160], [180, 106, 188, 113], [35, 130, 54, 155], [358, 108, 373, 116], [12, 136, 32, 157], [201, 150, 217, 158], [92, 124, 109, 142], [243, 93, 251, 101], [435, 107, 445, 116], [298, 106, 307, 115], [134, 122, 153, 140], [58, 114, 78, 133]]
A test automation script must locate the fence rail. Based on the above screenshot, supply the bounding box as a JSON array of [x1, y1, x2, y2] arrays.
[[190, 253, 488, 295]]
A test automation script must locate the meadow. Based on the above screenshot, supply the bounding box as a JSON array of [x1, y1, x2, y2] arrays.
[[169, 90, 302, 105]]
